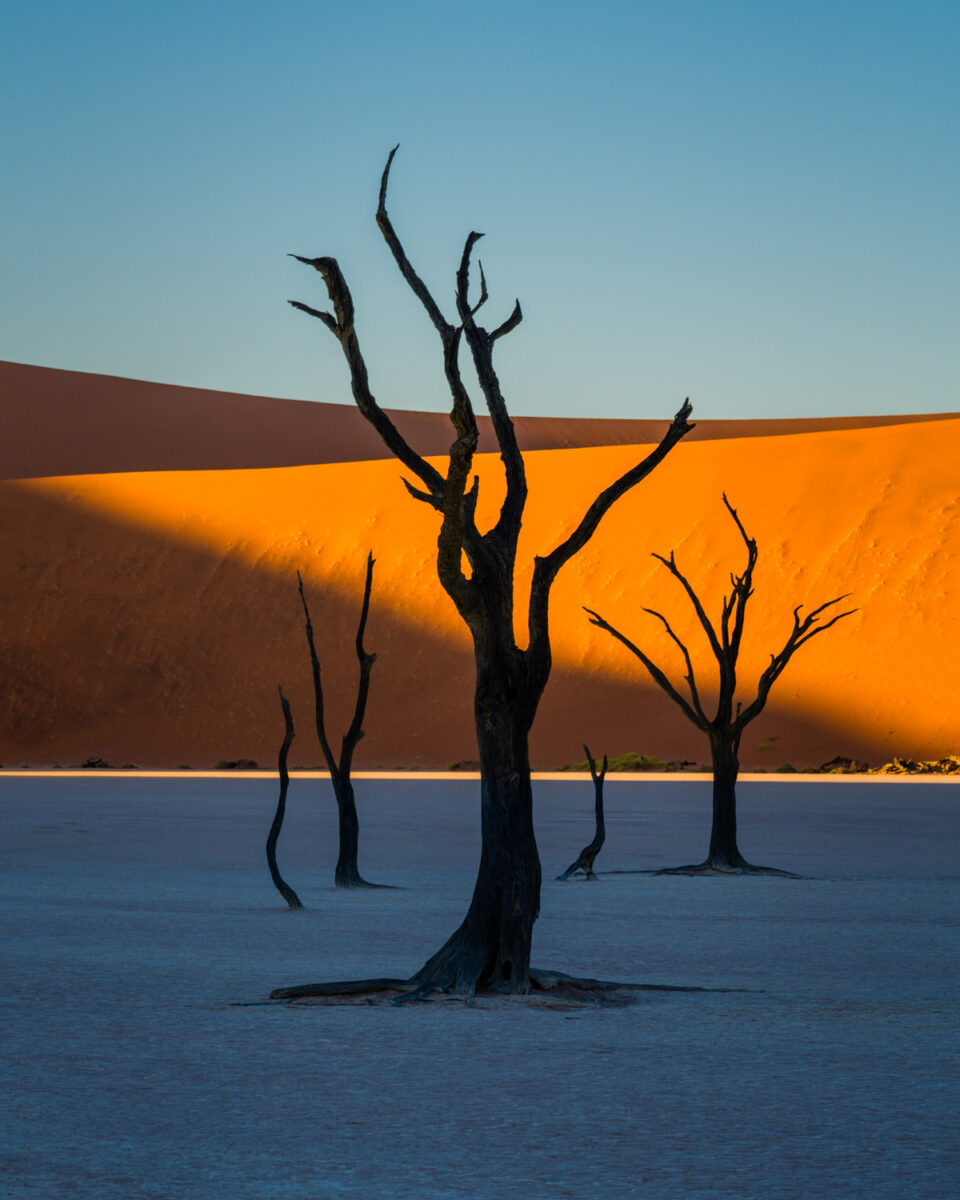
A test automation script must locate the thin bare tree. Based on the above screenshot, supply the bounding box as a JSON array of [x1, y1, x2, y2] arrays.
[[556, 745, 608, 880], [586, 494, 856, 875], [298, 553, 384, 888], [265, 685, 304, 909], [271, 148, 694, 1001]]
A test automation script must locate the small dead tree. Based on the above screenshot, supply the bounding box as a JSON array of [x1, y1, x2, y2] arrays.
[[556, 745, 607, 880], [270, 148, 694, 1002], [298, 553, 383, 889], [265, 685, 304, 909], [586, 495, 856, 875]]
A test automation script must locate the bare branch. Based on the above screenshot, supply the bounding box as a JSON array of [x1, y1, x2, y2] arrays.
[[401, 477, 442, 509], [584, 607, 710, 732], [556, 743, 608, 880], [736, 598, 856, 730], [455, 231, 527, 551], [652, 546, 723, 664], [296, 570, 337, 772], [265, 685, 304, 910], [376, 146, 452, 337], [290, 254, 445, 499], [340, 553, 378, 775], [470, 261, 489, 316], [721, 493, 753, 554], [528, 399, 695, 675], [490, 300, 523, 343], [287, 297, 338, 333], [641, 606, 708, 723], [795, 604, 858, 648]]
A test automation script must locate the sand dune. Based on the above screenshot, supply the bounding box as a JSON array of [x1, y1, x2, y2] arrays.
[[2, 382, 958, 767], [3, 359, 955, 480]]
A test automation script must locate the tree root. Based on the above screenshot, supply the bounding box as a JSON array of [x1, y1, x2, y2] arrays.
[[266, 966, 740, 1007], [655, 861, 801, 877], [598, 862, 802, 878], [334, 876, 402, 890]]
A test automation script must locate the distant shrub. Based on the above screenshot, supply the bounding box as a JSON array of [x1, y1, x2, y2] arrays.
[[215, 758, 259, 770], [562, 751, 669, 772], [774, 763, 798, 773]]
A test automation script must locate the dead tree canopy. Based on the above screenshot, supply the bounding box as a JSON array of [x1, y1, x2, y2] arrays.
[[557, 745, 608, 881], [586, 494, 856, 875], [298, 554, 385, 889], [274, 147, 694, 1001]]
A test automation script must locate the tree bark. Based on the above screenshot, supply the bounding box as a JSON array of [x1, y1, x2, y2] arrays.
[[266, 687, 304, 909], [707, 734, 747, 870], [332, 775, 365, 888], [557, 745, 607, 880], [411, 656, 541, 992]]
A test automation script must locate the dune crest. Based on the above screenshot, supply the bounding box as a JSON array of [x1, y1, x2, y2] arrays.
[[3, 359, 956, 480]]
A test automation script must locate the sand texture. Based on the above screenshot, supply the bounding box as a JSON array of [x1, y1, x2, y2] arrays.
[[1, 363, 959, 768]]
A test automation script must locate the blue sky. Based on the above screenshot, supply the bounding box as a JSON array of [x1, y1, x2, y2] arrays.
[[1, 0, 957, 418]]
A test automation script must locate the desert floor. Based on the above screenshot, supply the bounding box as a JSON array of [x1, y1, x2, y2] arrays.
[[2, 775, 958, 1199]]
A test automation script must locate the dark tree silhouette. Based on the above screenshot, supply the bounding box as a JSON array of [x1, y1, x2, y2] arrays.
[[265, 685, 304, 909], [272, 148, 694, 1000], [557, 745, 608, 880], [298, 554, 384, 889], [586, 494, 856, 875]]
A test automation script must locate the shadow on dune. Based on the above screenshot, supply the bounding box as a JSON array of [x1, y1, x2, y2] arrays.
[[0, 483, 898, 770]]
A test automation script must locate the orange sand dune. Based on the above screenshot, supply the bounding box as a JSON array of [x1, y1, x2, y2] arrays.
[[3, 359, 956, 480], [1, 416, 958, 768]]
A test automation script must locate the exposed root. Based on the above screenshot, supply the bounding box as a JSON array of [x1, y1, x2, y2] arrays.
[[334, 876, 402, 890], [656, 861, 801, 877], [556, 859, 600, 881], [265, 966, 740, 1007]]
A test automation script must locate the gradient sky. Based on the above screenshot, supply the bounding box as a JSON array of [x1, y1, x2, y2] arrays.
[[2, 0, 957, 419]]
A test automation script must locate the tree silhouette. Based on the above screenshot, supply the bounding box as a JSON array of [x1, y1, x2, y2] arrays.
[[297, 554, 386, 888], [557, 745, 608, 880], [271, 148, 693, 1000], [586, 495, 856, 875], [265, 686, 304, 909]]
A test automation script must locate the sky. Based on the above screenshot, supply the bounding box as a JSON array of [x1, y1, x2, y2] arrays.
[[1, 0, 957, 420]]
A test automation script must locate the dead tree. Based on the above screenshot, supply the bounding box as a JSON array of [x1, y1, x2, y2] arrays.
[[265, 686, 304, 909], [557, 745, 608, 880], [298, 554, 383, 889], [272, 147, 694, 1001], [586, 494, 855, 875]]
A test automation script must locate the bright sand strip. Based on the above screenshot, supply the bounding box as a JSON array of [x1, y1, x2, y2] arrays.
[[2, 415, 959, 768]]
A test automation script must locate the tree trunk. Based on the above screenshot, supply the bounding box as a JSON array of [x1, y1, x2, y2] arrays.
[[331, 774, 365, 889], [707, 734, 747, 869], [412, 666, 541, 994]]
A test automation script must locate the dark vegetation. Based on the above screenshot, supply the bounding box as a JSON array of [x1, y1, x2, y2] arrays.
[[586, 495, 856, 875], [270, 147, 694, 1002], [556, 746, 607, 881]]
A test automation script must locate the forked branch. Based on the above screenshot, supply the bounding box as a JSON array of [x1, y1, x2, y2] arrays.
[[528, 398, 695, 679], [557, 745, 608, 880], [297, 556, 378, 777]]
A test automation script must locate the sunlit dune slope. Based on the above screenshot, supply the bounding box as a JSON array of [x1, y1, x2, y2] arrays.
[[2, 417, 958, 768], [3, 359, 956, 480]]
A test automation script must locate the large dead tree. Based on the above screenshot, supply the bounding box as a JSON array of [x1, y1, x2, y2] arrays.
[[272, 148, 694, 999], [298, 554, 382, 888], [586, 495, 855, 875]]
